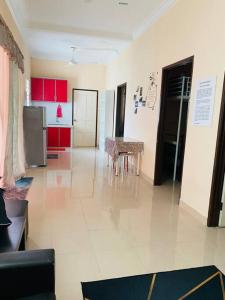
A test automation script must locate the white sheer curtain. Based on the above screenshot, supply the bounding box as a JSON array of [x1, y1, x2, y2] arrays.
[[0, 46, 9, 188], [0, 46, 25, 188], [17, 69, 26, 177]]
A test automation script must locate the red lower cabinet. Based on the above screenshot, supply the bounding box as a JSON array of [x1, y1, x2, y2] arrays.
[[47, 127, 59, 147], [59, 128, 71, 147], [47, 127, 71, 147]]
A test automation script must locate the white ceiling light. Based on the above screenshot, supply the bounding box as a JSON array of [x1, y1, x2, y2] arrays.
[[118, 1, 129, 5], [68, 46, 78, 65]]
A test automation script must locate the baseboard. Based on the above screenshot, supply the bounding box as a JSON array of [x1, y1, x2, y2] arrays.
[[127, 157, 154, 185], [179, 200, 207, 225], [140, 170, 154, 185]]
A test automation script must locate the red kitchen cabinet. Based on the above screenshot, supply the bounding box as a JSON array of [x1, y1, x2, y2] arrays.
[[31, 78, 44, 101], [47, 127, 71, 147], [47, 127, 59, 147], [59, 128, 71, 147], [56, 80, 67, 102], [44, 79, 55, 102], [31, 77, 68, 102]]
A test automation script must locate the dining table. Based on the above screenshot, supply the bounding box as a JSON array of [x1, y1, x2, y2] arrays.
[[105, 137, 144, 176]]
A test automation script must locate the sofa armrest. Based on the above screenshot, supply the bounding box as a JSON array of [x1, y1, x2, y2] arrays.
[[0, 249, 55, 299]]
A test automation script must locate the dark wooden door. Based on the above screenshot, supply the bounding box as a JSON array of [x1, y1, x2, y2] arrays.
[[208, 74, 225, 226], [115, 83, 127, 137], [154, 57, 194, 186]]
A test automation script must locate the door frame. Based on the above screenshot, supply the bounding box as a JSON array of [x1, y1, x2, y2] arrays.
[[115, 83, 127, 137], [112, 90, 116, 137], [72, 88, 99, 147], [207, 74, 225, 227], [154, 56, 194, 185]]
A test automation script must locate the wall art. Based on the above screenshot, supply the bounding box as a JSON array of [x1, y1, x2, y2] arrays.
[[133, 85, 144, 113], [145, 72, 158, 110]]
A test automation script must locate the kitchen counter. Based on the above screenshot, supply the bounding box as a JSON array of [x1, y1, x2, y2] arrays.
[[47, 124, 73, 128], [47, 126, 71, 147]]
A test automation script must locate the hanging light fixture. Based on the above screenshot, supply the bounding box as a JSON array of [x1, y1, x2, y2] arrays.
[[68, 46, 78, 65]]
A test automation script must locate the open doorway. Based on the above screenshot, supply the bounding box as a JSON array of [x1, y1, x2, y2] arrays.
[[72, 88, 98, 147], [115, 83, 127, 137], [154, 57, 194, 194], [98, 90, 115, 150]]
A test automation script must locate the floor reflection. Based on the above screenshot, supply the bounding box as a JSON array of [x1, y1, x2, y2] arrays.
[[26, 148, 225, 300]]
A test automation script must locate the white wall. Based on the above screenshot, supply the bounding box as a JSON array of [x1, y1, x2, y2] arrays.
[[106, 0, 225, 218], [31, 58, 106, 102]]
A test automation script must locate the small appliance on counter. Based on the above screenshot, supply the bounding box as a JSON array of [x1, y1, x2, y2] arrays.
[[23, 106, 47, 167]]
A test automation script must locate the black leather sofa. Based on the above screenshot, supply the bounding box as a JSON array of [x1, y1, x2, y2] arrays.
[[0, 249, 55, 299], [0, 199, 56, 299], [0, 199, 29, 253], [5, 199, 29, 238]]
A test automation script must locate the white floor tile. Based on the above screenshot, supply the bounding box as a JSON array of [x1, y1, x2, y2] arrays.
[[25, 148, 225, 299]]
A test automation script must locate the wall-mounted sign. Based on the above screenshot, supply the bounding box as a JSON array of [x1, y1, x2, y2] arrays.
[[192, 77, 217, 126]]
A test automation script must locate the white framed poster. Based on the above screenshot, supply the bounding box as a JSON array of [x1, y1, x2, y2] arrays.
[[192, 77, 217, 126]]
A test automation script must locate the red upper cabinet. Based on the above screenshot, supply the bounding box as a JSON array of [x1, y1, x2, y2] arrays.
[[31, 78, 44, 101], [56, 80, 67, 102], [31, 77, 68, 102], [44, 79, 55, 102]]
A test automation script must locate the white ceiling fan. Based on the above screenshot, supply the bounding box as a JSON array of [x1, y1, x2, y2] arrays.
[[68, 46, 78, 65], [68, 46, 119, 65]]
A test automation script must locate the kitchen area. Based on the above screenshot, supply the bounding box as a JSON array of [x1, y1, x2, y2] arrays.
[[23, 77, 72, 167]]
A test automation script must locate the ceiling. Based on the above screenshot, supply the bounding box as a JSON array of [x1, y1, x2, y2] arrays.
[[6, 0, 175, 64]]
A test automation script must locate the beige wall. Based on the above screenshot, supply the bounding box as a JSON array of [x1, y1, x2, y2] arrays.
[[31, 59, 106, 102], [0, 0, 30, 80], [106, 0, 225, 218]]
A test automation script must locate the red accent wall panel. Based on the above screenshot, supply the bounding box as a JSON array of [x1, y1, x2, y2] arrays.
[[44, 79, 55, 102], [59, 128, 71, 147], [31, 78, 44, 101], [56, 80, 67, 102], [47, 127, 60, 147]]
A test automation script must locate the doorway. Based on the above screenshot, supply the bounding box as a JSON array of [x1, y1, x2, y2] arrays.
[[72, 89, 98, 147], [154, 57, 194, 192], [115, 83, 127, 137], [208, 74, 225, 227], [98, 90, 115, 150]]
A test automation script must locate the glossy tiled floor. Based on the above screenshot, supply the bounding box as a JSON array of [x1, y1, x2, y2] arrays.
[[26, 148, 225, 299]]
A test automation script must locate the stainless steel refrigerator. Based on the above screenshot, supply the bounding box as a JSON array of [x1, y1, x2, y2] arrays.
[[23, 106, 47, 167]]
